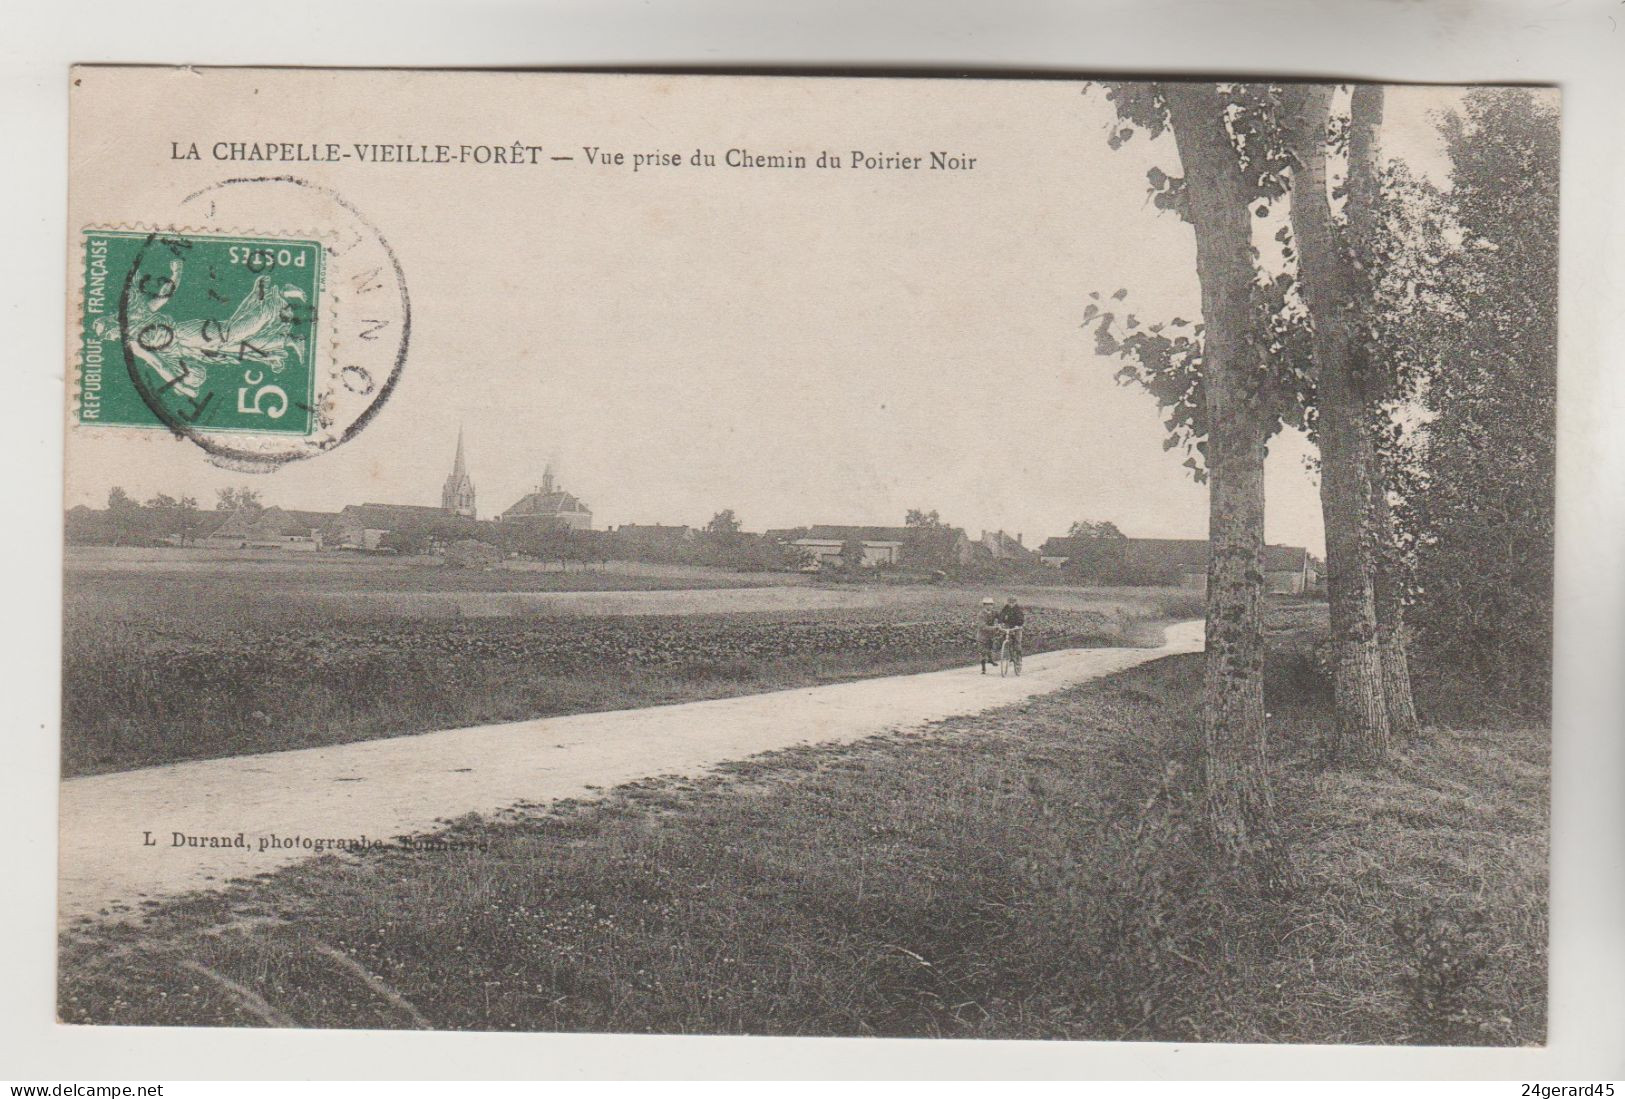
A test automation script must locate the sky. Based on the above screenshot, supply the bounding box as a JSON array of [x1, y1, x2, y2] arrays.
[[65, 74, 1477, 554]]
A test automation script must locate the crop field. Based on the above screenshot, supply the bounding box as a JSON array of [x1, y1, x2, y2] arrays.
[[63, 550, 1200, 776], [66, 545, 798, 595]]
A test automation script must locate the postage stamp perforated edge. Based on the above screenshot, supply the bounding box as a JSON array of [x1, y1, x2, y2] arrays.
[[71, 224, 341, 438]]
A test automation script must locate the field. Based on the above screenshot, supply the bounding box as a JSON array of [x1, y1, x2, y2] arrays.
[[64, 545, 806, 594], [63, 547, 1201, 776], [57, 603, 1547, 1043]]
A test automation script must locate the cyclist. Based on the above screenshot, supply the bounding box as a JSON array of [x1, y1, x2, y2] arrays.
[[996, 596, 1026, 672], [976, 596, 1000, 674]]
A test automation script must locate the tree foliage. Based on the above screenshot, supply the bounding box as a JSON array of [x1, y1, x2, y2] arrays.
[[705, 509, 743, 536], [840, 537, 868, 570], [1085, 83, 1315, 485], [1066, 519, 1126, 540], [1089, 280, 1313, 483], [1406, 89, 1558, 707], [74, 487, 203, 546], [216, 486, 264, 512]]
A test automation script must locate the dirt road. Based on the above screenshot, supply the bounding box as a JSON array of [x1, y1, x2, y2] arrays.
[[59, 620, 1203, 924]]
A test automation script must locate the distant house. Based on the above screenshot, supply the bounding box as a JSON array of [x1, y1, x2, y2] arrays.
[[1040, 533, 1319, 592], [919, 525, 978, 568], [203, 506, 337, 551], [326, 502, 455, 551], [796, 536, 904, 568], [1038, 534, 1128, 572], [765, 524, 971, 569], [1039, 535, 1082, 568], [498, 466, 592, 530], [1120, 538, 1211, 589], [1264, 544, 1320, 595], [615, 523, 696, 548], [767, 526, 936, 572], [177, 510, 231, 544], [602, 524, 698, 564], [977, 529, 1036, 563]]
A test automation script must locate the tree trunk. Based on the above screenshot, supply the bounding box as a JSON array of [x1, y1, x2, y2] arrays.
[[1375, 591, 1422, 740], [1163, 84, 1276, 868], [1370, 474, 1425, 739], [1347, 84, 1424, 742], [1283, 84, 1391, 764]]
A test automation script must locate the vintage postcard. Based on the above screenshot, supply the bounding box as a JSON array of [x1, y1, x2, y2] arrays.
[[60, 68, 1556, 1044]]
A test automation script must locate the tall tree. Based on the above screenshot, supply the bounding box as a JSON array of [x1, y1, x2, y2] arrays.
[[106, 486, 142, 546], [1281, 84, 1393, 761], [1164, 84, 1277, 864], [1360, 154, 1459, 741], [1410, 90, 1558, 708], [1344, 87, 1423, 741], [1097, 83, 1301, 869], [1103, 84, 1437, 759]]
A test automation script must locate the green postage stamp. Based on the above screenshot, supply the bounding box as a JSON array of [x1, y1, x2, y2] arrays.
[[78, 230, 324, 435]]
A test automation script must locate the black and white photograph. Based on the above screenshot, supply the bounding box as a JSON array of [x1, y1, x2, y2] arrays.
[[48, 67, 1563, 1051]]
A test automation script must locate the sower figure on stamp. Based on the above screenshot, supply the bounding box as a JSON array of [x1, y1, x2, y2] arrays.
[[94, 256, 308, 401]]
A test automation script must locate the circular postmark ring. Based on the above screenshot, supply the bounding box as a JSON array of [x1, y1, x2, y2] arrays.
[[116, 176, 410, 471]]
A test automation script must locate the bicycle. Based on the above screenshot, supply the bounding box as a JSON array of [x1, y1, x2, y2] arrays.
[[997, 625, 1023, 677]]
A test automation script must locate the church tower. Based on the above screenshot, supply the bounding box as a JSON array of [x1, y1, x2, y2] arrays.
[[441, 427, 477, 518]]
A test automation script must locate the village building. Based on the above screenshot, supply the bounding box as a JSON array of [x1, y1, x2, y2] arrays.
[[1038, 535, 1087, 568], [1120, 538, 1211, 588], [977, 529, 1035, 563], [203, 506, 337, 551], [765, 524, 976, 569], [326, 503, 459, 551], [498, 466, 593, 530], [1261, 544, 1321, 595], [1039, 533, 1320, 593], [783, 531, 905, 568], [612, 524, 697, 554]]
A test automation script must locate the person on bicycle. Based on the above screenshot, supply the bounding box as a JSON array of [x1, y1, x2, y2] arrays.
[[996, 596, 1026, 665], [977, 596, 1000, 673]]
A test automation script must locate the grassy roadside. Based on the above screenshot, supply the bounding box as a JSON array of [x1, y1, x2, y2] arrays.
[[58, 608, 1546, 1043]]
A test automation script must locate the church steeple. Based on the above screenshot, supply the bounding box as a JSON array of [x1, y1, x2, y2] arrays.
[[441, 426, 477, 518]]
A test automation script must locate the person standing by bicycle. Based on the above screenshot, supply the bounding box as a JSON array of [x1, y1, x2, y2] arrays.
[[996, 596, 1026, 668], [976, 596, 1000, 673]]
